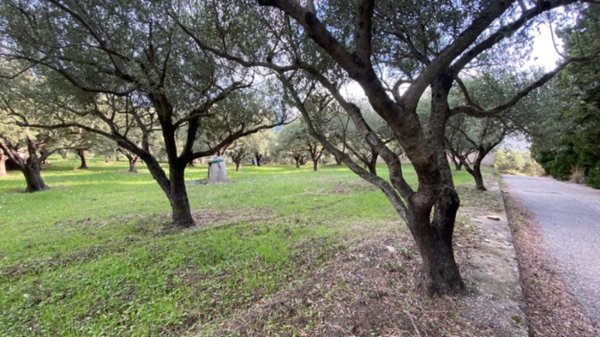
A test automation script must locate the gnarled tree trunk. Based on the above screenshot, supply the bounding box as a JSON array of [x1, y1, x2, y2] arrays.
[[0, 137, 50, 192], [23, 164, 48, 192], [408, 187, 464, 295], [77, 148, 88, 169]]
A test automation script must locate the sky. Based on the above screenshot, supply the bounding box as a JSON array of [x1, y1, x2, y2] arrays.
[[529, 22, 564, 70]]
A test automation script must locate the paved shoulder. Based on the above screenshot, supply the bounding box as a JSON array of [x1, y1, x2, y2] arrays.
[[502, 175, 600, 326]]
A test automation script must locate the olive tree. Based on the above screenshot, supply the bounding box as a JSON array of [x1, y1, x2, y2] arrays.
[[177, 0, 597, 294], [0, 1, 285, 227]]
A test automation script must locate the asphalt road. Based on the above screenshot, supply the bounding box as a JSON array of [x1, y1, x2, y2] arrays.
[[502, 175, 600, 325]]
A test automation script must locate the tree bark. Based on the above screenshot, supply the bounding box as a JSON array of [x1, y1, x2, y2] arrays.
[[0, 151, 6, 177], [367, 151, 378, 174], [23, 165, 49, 192], [472, 164, 486, 191], [409, 187, 464, 295], [312, 159, 319, 171], [167, 163, 194, 227], [464, 151, 487, 191], [77, 149, 88, 169]]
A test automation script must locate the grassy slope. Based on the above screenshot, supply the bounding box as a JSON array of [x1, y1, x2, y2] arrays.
[[0, 158, 471, 336]]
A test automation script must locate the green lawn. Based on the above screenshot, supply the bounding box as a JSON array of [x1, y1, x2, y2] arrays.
[[0, 157, 472, 336]]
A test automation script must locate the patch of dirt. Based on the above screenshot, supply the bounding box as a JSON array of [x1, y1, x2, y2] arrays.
[[190, 220, 523, 337], [504, 193, 600, 337], [330, 180, 377, 194]]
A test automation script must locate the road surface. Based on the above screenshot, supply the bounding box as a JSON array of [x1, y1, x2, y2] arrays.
[[502, 175, 600, 326]]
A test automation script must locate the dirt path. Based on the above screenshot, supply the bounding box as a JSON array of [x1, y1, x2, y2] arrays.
[[502, 175, 600, 326]]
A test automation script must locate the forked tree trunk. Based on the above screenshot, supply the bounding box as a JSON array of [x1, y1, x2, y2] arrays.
[[23, 165, 48, 192], [464, 152, 487, 191], [408, 187, 464, 295], [454, 161, 463, 171], [312, 159, 319, 171], [404, 74, 465, 296], [142, 155, 194, 228], [77, 149, 88, 169]]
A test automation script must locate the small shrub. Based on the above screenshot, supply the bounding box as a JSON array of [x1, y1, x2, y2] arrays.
[[569, 166, 586, 184]]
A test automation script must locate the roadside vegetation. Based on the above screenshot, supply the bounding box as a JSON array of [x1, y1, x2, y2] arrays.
[[494, 149, 544, 177]]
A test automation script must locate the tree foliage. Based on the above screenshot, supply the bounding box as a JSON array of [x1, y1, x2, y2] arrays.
[[0, 1, 286, 226], [530, 5, 600, 187]]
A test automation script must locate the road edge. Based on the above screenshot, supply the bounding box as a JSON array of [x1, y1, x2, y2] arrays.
[[499, 174, 600, 336], [460, 178, 529, 336]]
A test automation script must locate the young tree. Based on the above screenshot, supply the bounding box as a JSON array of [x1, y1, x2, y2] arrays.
[[246, 130, 276, 166], [179, 0, 597, 294], [0, 1, 285, 227], [276, 121, 314, 168], [228, 141, 249, 172]]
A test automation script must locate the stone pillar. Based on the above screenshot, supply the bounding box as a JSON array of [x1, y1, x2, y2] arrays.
[[208, 157, 227, 183]]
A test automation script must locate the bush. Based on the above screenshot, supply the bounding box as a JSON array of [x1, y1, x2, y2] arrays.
[[494, 149, 544, 176], [588, 161, 600, 188]]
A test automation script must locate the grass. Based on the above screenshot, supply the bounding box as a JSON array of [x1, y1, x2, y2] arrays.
[[0, 157, 473, 336]]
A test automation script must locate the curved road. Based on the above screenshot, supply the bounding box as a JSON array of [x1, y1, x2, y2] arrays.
[[502, 175, 600, 326]]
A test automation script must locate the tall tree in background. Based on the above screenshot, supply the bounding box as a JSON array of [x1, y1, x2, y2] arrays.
[[0, 1, 286, 227], [531, 5, 600, 187], [178, 0, 597, 294]]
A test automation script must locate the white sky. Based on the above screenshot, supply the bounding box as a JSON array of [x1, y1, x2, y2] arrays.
[[529, 23, 564, 70]]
